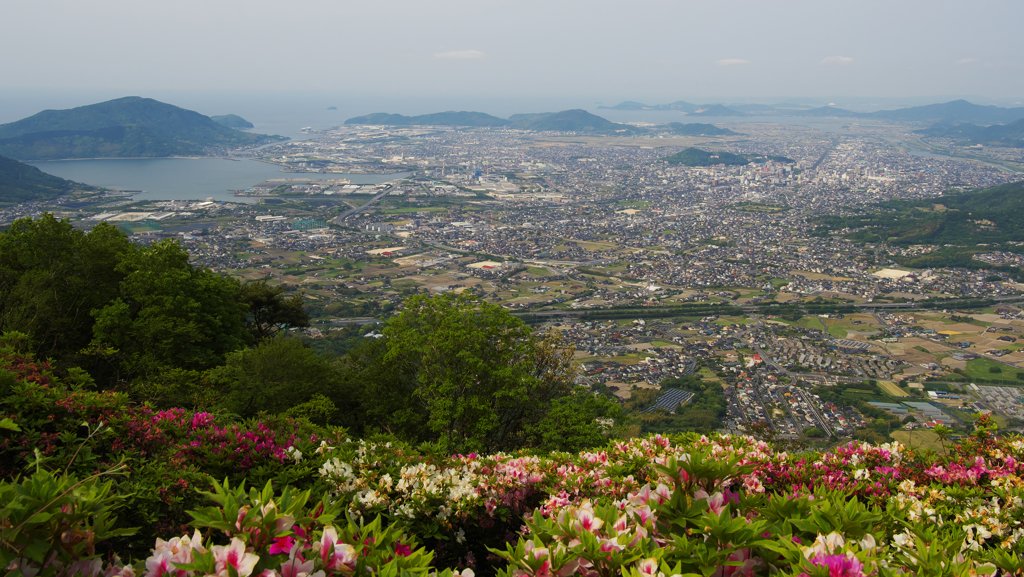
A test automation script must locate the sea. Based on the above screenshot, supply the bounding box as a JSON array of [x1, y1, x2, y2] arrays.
[[0, 89, 871, 202]]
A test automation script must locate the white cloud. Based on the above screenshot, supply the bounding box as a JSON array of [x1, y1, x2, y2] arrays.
[[433, 50, 487, 60], [821, 56, 854, 65], [715, 59, 750, 66], [956, 58, 981, 65]]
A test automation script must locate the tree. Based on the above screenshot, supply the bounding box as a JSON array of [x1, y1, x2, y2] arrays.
[[933, 423, 951, 454], [89, 240, 248, 383], [208, 336, 346, 421], [237, 279, 310, 343], [358, 293, 579, 453], [525, 389, 622, 452], [804, 427, 825, 438], [0, 214, 131, 366]]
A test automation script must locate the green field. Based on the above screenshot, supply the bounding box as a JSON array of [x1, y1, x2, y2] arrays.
[[878, 380, 910, 397], [891, 430, 948, 455], [963, 358, 1024, 383], [382, 206, 447, 214]]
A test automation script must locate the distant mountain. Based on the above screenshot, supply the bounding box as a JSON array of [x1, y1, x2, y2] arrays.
[[210, 114, 254, 129], [0, 154, 92, 206], [796, 106, 861, 118], [689, 104, 746, 117], [916, 118, 1024, 147], [665, 123, 738, 136], [507, 109, 634, 133], [0, 97, 285, 160], [649, 101, 699, 113], [662, 148, 748, 166], [344, 111, 508, 127], [597, 101, 650, 110], [869, 100, 1024, 124]]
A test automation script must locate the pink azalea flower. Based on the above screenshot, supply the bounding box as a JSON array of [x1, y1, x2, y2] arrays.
[[803, 553, 866, 577], [319, 527, 357, 571], [269, 536, 296, 555], [212, 538, 260, 577], [279, 554, 314, 577], [636, 558, 660, 577]]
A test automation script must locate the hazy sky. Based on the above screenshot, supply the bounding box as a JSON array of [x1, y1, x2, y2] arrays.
[[3, 0, 1023, 103]]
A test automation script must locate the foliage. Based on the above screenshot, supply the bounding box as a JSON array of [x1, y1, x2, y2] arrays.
[[347, 294, 586, 453], [208, 336, 346, 422], [0, 154, 90, 206], [238, 279, 310, 343], [661, 148, 749, 166], [815, 180, 1024, 247], [0, 96, 285, 160], [0, 214, 131, 367], [89, 239, 249, 381]]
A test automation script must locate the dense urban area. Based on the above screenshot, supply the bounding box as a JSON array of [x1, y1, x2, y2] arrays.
[[8, 114, 1024, 449]]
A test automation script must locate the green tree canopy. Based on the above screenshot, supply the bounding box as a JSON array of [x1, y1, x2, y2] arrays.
[[349, 293, 583, 453], [238, 279, 310, 343], [0, 214, 131, 366], [208, 336, 345, 422], [89, 239, 248, 383]]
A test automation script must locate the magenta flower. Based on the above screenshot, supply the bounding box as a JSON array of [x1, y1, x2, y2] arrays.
[[804, 553, 866, 577], [269, 536, 295, 555]]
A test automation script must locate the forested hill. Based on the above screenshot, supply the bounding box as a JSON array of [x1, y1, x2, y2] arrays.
[[815, 180, 1024, 246], [660, 147, 793, 166], [666, 122, 738, 136], [917, 118, 1024, 147], [0, 153, 91, 206], [0, 97, 285, 160], [507, 109, 635, 133], [210, 114, 255, 129]]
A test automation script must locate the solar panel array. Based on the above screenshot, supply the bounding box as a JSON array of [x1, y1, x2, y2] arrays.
[[642, 389, 695, 413]]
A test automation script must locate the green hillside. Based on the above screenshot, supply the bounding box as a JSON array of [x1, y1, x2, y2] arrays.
[[210, 114, 254, 129], [344, 111, 508, 127], [815, 180, 1024, 246], [507, 109, 633, 133], [0, 154, 92, 206], [0, 97, 285, 160], [917, 118, 1024, 147], [661, 147, 749, 166], [665, 122, 737, 136]]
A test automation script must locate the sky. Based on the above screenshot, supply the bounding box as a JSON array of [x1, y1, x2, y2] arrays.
[[2, 0, 1023, 107]]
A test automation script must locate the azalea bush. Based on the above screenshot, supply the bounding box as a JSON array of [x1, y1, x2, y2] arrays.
[[5, 332, 1024, 575]]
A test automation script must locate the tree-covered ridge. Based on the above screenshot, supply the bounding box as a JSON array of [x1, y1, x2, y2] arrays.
[[0, 97, 285, 160], [210, 114, 255, 129], [665, 122, 738, 136], [0, 153, 92, 206], [662, 148, 748, 166], [917, 118, 1024, 147], [815, 180, 1024, 246], [660, 148, 791, 166], [507, 109, 635, 133]]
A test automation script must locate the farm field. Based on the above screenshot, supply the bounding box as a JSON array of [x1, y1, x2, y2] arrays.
[[878, 380, 910, 397]]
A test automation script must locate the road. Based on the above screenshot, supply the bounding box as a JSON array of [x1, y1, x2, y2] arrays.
[[333, 185, 393, 222]]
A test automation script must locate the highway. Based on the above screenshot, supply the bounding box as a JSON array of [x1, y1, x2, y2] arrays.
[[333, 185, 394, 222]]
